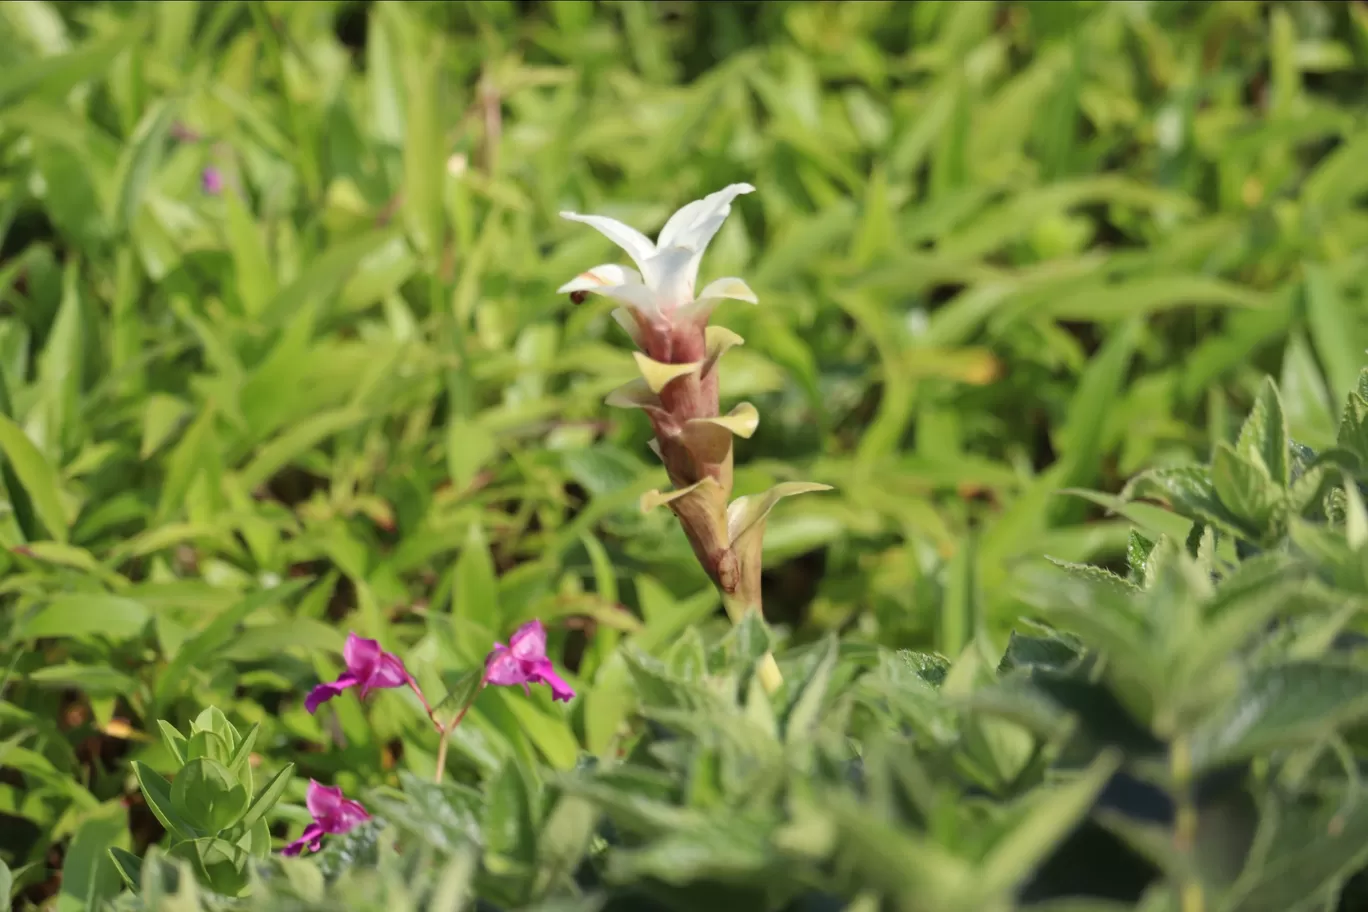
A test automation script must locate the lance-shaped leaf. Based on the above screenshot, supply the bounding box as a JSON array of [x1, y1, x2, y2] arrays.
[[1236, 377, 1290, 487], [1210, 442, 1283, 539], [633, 352, 701, 394], [1124, 465, 1250, 539], [726, 482, 833, 605], [703, 326, 745, 379]]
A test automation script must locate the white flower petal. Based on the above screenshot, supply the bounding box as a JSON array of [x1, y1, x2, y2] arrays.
[[641, 246, 699, 308], [560, 212, 656, 270], [610, 307, 645, 348], [657, 183, 755, 253], [568, 282, 661, 317], [557, 264, 643, 294]]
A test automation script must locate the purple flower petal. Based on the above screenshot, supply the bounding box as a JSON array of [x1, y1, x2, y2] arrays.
[[305, 780, 344, 819], [343, 633, 382, 679], [530, 660, 576, 702], [304, 673, 358, 714], [201, 166, 223, 196], [483, 646, 528, 687], [371, 653, 410, 689], [281, 822, 325, 856], [329, 795, 370, 832], [508, 620, 547, 662]]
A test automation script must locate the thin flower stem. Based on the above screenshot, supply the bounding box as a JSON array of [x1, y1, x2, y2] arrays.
[[406, 678, 445, 735], [433, 683, 485, 784], [434, 726, 451, 784]]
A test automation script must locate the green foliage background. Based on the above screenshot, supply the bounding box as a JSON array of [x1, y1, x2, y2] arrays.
[[6, 0, 1368, 910]]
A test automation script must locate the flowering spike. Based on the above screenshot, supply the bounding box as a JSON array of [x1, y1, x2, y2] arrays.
[[562, 183, 834, 695]]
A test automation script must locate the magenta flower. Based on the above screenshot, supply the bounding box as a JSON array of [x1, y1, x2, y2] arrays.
[[305, 633, 411, 713], [483, 620, 575, 702], [280, 780, 369, 856], [201, 166, 224, 195]]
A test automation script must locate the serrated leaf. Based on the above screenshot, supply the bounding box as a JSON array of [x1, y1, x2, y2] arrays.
[[785, 636, 839, 746], [971, 751, 1122, 903], [1189, 662, 1368, 772], [1211, 442, 1282, 538], [1126, 530, 1156, 585], [1125, 466, 1247, 539], [1226, 791, 1368, 912], [1237, 378, 1290, 487]]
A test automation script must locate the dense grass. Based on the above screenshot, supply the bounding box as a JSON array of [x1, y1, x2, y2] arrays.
[[6, 1, 1368, 910]]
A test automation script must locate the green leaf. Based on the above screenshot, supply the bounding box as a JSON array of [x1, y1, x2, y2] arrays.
[[55, 800, 127, 912], [1305, 264, 1368, 403], [109, 99, 179, 232], [453, 522, 499, 659], [0, 27, 139, 110], [446, 416, 497, 493], [495, 688, 580, 771], [1190, 662, 1368, 772], [236, 763, 294, 841], [237, 407, 367, 490], [222, 188, 276, 317], [401, 41, 446, 261], [1236, 378, 1291, 487], [167, 837, 251, 897], [0, 411, 69, 542], [157, 720, 187, 767], [373, 773, 482, 852], [1210, 442, 1282, 536], [226, 723, 258, 793], [171, 758, 250, 833], [1123, 466, 1245, 538], [152, 578, 310, 712], [970, 751, 1122, 903], [721, 607, 774, 670], [106, 847, 141, 892], [16, 593, 149, 641], [784, 636, 839, 746], [483, 760, 536, 864], [1225, 791, 1368, 912], [133, 762, 199, 839]]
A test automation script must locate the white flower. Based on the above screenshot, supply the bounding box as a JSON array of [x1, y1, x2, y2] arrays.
[[557, 183, 760, 327]]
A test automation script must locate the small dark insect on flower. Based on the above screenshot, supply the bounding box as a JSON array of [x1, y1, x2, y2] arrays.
[[569, 290, 589, 306]]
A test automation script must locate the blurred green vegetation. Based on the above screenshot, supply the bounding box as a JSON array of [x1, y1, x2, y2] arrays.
[[5, 0, 1368, 907]]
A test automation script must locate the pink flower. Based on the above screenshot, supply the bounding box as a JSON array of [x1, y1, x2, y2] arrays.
[[201, 166, 224, 195], [483, 620, 575, 702], [280, 780, 369, 856], [305, 633, 411, 713]]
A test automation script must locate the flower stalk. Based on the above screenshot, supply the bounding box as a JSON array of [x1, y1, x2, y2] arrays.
[[559, 184, 831, 693]]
